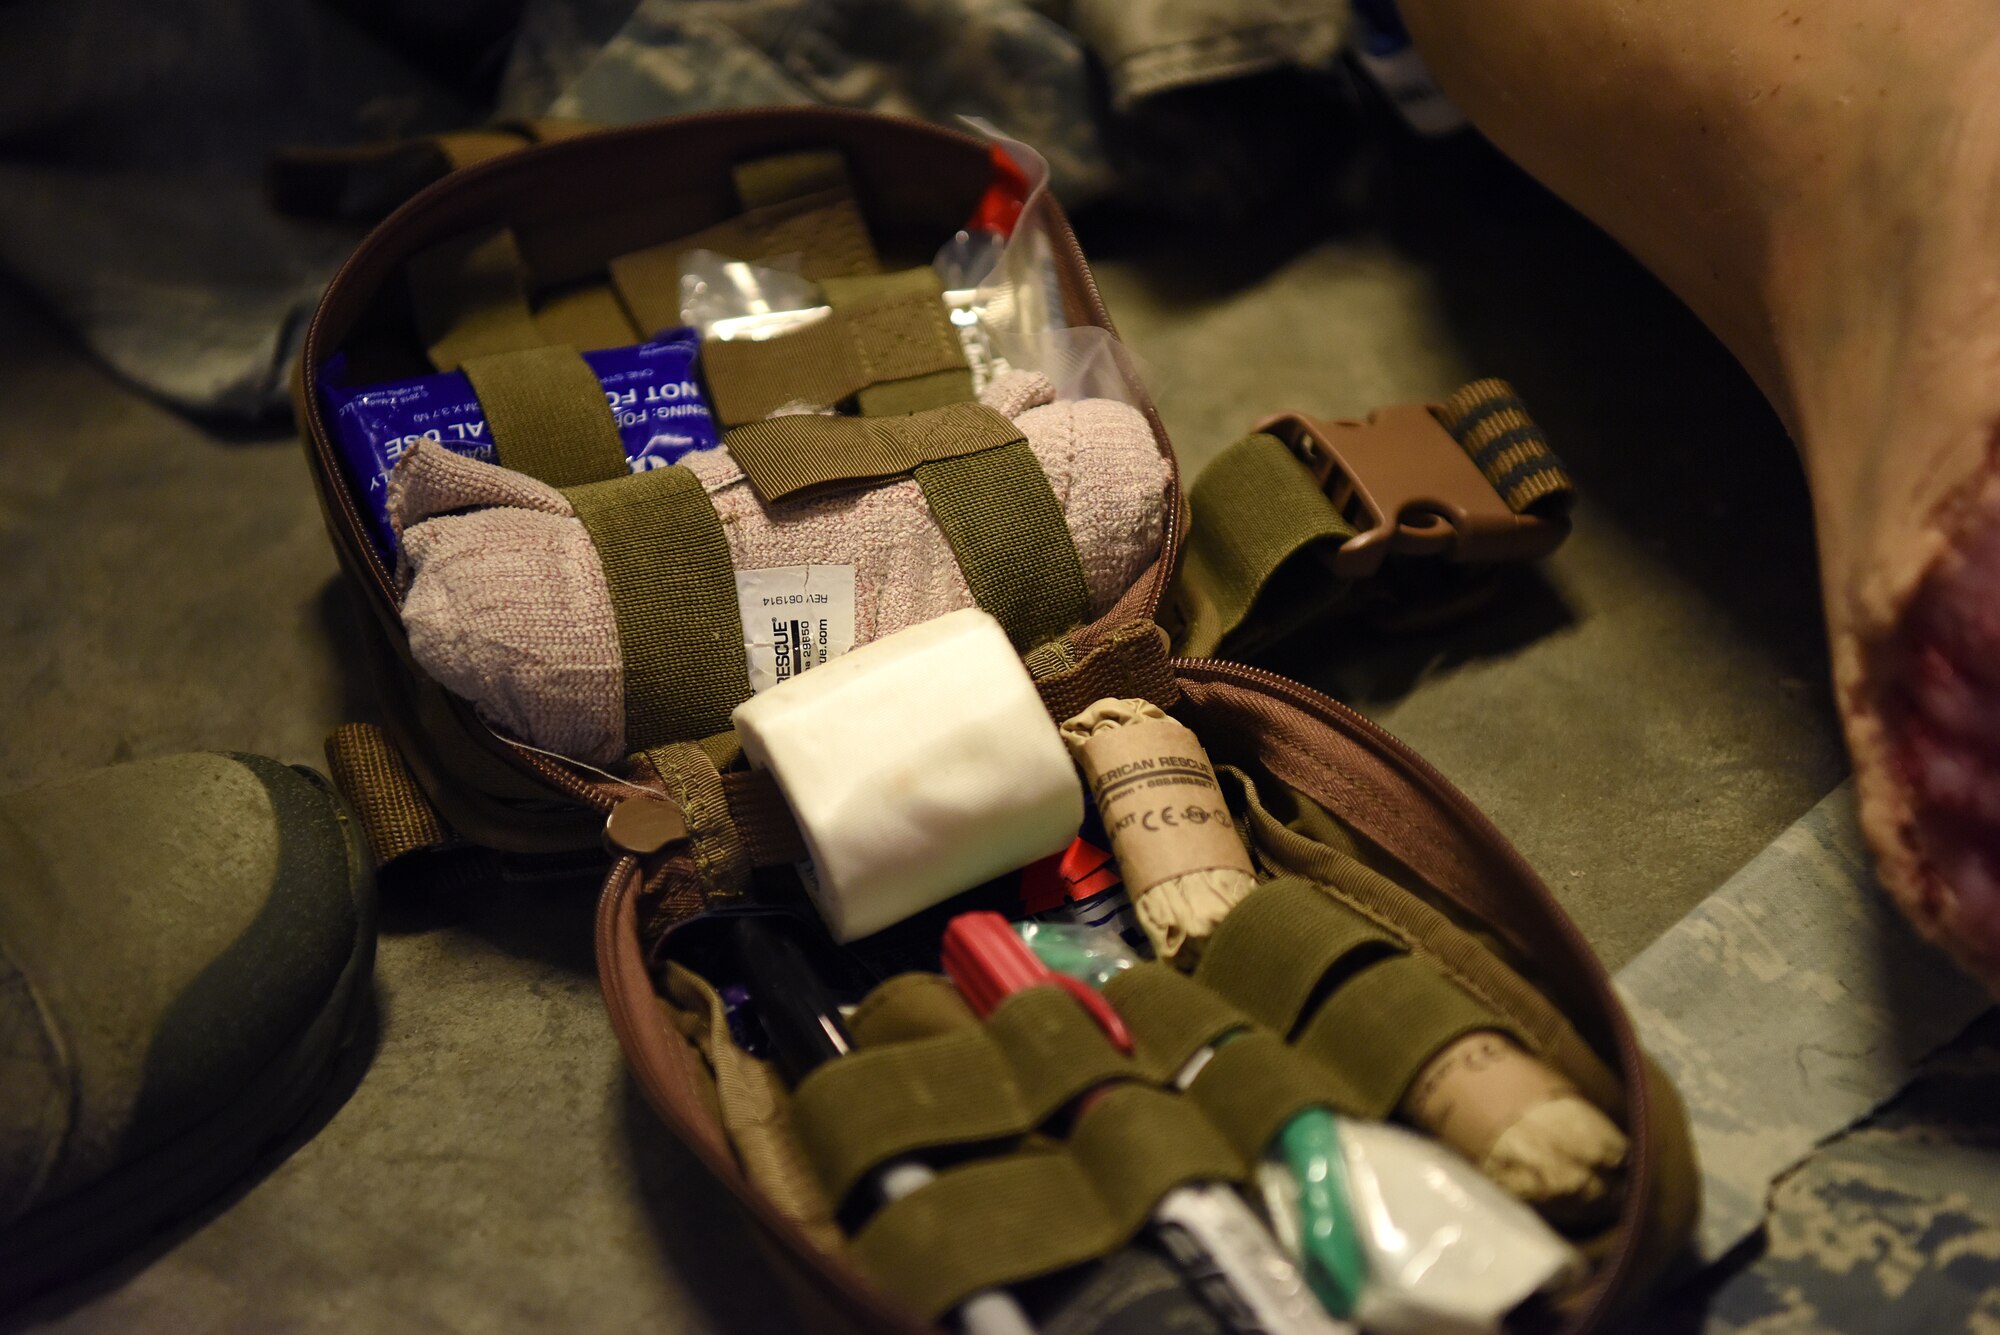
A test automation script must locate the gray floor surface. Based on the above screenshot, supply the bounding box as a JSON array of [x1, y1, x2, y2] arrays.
[[1, 143, 1850, 1331]]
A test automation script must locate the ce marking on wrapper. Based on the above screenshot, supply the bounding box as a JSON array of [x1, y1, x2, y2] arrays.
[[1117, 803, 1233, 835]]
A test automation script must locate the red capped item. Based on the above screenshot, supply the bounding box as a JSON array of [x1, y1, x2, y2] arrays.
[[941, 911, 1132, 1053]]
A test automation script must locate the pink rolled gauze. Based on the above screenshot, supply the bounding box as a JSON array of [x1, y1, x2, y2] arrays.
[[389, 371, 1170, 765]]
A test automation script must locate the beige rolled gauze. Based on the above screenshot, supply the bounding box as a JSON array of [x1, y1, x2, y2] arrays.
[[1059, 698, 1256, 967], [1402, 1029, 1629, 1229]]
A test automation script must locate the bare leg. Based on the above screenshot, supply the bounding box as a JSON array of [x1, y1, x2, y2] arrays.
[[1399, 0, 2000, 984]]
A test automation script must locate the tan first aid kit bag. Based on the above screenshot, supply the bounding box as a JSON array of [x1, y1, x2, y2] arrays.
[[291, 107, 1697, 1333]]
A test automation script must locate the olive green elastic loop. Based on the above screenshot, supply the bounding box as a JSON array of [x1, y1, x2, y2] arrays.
[[721, 401, 1020, 502], [1294, 951, 1511, 1119], [791, 1026, 1026, 1208], [1102, 962, 1251, 1084], [848, 972, 981, 1047], [460, 344, 630, 488], [985, 986, 1145, 1124], [1195, 878, 1398, 1038], [1185, 1031, 1362, 1157], [917, 439, 1090, 652], [701, 291, 971, 428], [563, 465, 751, 747], [853, 1084, 1245, 1318]]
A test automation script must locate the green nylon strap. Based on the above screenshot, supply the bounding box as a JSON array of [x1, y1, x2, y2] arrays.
[[722, 401, 1021, 503], [640, 742, 748, 901], [407, 228, 547, 373], [700, 291, 971, 427], [1195, 877, 1399, 1038], [460, 344, 630, 488], [1102, 962, 1251, 1085], [853, 1084, 1245, 1318], [918, 440, 1091, 651], [732, 149, 851, 210], [791, 1026, 1024, 1207], [1435, 378, 1575, 516], [563, 466, 751, 747], [1185, 1031, 1362, 1156], [1294, 951, 1511, 1119], [1172, 432, 1357, 659], [985, 986, 1143, 1124]]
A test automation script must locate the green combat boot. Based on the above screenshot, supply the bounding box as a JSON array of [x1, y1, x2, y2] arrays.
[[0, 753, 376, 1304]]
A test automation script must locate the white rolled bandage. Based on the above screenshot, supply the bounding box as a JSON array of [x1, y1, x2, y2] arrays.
[[732, 609, 1083, 942]]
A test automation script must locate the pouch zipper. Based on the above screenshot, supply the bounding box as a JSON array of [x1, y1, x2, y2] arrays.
[[1170, 656, 1650, 1335]]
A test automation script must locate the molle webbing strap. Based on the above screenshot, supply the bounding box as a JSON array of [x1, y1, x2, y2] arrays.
[[790, 986, 1140, 1208], [641, 742, 749, 901], [1102, 962, 1251, 1085], [1174, 431, 1357, 659], [853, 1084, 1245, 1319], [792, 1027, 1024, 1207], [918, 441, 1091, 652], [562, 466, 750, 747], [459, 345, 630, 487], [407, 228, 547, 373], [1435, 378, 1574, 516], [721, 400, 1021, 502], [983, 986, 1142, 1125], [718, 768, 809, 866], [1293, 951, 1514, 1119], [699, 292, 971, 427], [531, 280, 642, 353], [1186, 1031, 1360, 1155], [1194, 877, 1399, 1037], [323, 722, 450, 869]]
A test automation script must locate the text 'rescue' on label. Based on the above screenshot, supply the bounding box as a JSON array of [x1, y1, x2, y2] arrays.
[[734, 565, 857, 693]]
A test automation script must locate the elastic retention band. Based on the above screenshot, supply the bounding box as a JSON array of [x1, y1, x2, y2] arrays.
[[1102, 962, 1251, 1085], [722, 400, 1021, 502], [853, 1085, 1243, 1318], [1293, 952, 1512, 1119], [984, 987, 1143, 1124], [792, 1028, 1025, 1207], [917, 439, 1090, 652], [1435, 378, 1575, 516], [1186, 1031, 1361, 1155], [564, 466, 750, 747], [701, 291, 971, 426], [407, 228, 546, 372], [1195, 878, 1398, 1037], [460, 344, 630, 487], [1174, 432, 1357, 659]]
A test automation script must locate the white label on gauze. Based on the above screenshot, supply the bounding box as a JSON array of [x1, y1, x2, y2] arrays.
[[735, 565, 857, 693]]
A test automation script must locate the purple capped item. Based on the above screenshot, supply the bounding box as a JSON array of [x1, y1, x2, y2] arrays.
[[320, 329, 720, 559]]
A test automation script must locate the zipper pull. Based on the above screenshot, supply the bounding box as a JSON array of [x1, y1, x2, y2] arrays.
[[603, 796, 688, 857]]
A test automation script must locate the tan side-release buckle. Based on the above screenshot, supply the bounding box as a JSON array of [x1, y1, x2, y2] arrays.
[[1256, 404, 1569, 580]]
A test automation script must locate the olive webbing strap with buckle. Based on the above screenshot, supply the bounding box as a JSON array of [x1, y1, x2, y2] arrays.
[[700, 289, 971, 426], [459, 344, 631, 487], [562, 466, 751, 749], [1171, 379, 1574, 658], [852, 1084, 1245, 1319]]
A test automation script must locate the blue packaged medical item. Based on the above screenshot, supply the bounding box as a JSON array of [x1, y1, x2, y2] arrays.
[[321, 329, 719, 558]]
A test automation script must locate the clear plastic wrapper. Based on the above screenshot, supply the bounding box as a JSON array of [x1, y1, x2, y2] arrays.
[[677, 249, 826, 341], [1259, 1116, 1581, 1335], [1014, 920, 1140, 990]]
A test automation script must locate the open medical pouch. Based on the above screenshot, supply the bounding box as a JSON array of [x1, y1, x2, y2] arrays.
[[293, 107, 1696, 1334]]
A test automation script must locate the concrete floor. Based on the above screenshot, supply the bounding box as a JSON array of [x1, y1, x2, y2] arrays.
[[1, 137, 1845, 1331]]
